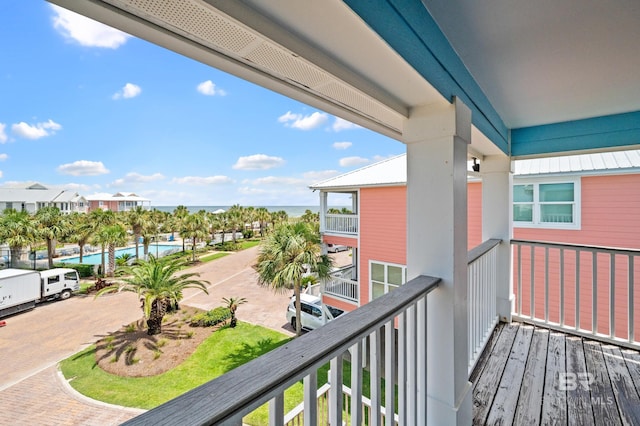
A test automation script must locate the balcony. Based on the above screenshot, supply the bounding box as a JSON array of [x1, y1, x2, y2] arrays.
[[324, 213, 359, 236], [121, 239, 640, 425]]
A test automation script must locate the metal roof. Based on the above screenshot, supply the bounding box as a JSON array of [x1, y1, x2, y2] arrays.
[[0, 184, 82, 204], [309, 154, 406, 190], [513, 150, 640, 176], [310, 150, 640, 189]]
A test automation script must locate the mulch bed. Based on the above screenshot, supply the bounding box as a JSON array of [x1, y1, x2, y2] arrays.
[[94, 306, 221, 377]]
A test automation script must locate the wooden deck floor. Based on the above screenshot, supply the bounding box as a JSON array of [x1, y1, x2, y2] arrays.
[[471, 322, 640, 425]]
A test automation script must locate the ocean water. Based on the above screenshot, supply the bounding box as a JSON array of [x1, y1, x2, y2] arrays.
[[152, 206, 321, 218]]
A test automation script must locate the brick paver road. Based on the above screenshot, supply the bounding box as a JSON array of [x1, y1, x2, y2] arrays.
[[0, 245, 293, 425]]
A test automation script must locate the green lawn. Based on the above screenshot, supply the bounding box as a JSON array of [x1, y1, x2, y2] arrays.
[[60, 321, 389, 425], [199, 252, 230, 262]]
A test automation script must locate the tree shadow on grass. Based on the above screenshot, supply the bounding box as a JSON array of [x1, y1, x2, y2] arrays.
[[222, 337, 291, 372]]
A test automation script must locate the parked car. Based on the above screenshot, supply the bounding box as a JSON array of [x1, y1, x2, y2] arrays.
[[326, 244, 348, 253], [286, 293, 344, 331]]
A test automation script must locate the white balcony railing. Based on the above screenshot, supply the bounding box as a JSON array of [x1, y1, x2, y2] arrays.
[[122, 275, 440, 425], [512, 239, 640, 349], [284, 383, 398, 425], [325, 265, 358, 303], [467, 239, 501, 373], [325, 277, 359, 303], [325, 213, 358, 235]]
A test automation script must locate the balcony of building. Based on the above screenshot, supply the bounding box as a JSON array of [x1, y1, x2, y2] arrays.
[[317, 191, 359, 237]]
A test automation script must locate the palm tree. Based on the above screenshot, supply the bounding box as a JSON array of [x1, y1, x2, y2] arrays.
[[255, 207, 271, 237], [0, 209, 37, 267], [227, 204, 244, 243], [35, 206, 69, 268], [126, 206, 150, 260], [300, 209, 319, 224], [181, 212, 208, 261], [256, 222, 333, 336], [96, 256, 210, 335], [222, 296, 247, 328], [105, 224, 128, 276], [89, 210, 118, 275], [173, 205, 189, 252], [207, 211, 221, 244], [66, 212, 94, 263]]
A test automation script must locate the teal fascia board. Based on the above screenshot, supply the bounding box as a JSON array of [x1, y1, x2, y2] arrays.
[[512, 111, 640, 156], [344, 0, 509, 154]]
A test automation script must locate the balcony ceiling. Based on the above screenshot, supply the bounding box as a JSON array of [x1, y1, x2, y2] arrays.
[[49, 0, 640, 157]]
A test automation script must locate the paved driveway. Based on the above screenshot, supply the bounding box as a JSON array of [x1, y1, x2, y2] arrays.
[[0, 245, 293, 425]]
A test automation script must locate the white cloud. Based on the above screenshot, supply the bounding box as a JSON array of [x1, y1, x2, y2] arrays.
[[339, 156, 370, 167], [56, 182, 93, 192], [110, 172, 164, 187], [332, 117, 361, 132], [0, 154, 7, 161], [303, 170, 340, 182], [51, 5, 130, 49], [12, 119, 62, 140], [372, 154, 398, 163], [197, 80, 226, 96], [278, 111, 328, 130], [57, 160, 110, 176], [250, 176, 305, 186], [0, 123, 7, 143], [171, 175, 233, 185], [112, 83, 142, 100], [233, 154, 285, 170], [333, 141, 352, 150]]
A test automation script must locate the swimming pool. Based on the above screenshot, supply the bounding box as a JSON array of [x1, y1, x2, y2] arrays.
[[60, 244, 182, 265]]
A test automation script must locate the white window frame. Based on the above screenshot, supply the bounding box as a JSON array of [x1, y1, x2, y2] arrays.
[[369, 260, 407, 302], [513, 177, 581, 230]]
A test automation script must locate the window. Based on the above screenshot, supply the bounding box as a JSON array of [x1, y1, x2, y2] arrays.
[[370, 261, 407, 300], [5, 202, 12, 210], [513, 178, 580, 229]]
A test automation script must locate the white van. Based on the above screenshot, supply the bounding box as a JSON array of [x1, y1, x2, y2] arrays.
[[326, 244, 348, 253], [286, 293, 344, 331]]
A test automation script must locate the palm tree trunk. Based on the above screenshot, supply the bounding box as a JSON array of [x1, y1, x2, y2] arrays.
[[147, 299, 166, 335], [47, 238, 55, 268], [100, 245, 106, 276], [107, 243, 116, 276]]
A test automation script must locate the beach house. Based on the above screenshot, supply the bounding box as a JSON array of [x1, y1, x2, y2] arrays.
[[47, 1, 640, 424], [86, 192, 151, 212], [0, 183, 87, 214]]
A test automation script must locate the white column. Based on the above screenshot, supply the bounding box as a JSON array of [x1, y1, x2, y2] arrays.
[[319, 191, 327, 234], [404, 98, 472, 425], [481, 155, 514, 322]]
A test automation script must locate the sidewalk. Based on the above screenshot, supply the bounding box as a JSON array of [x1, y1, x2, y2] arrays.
[[0, 245, 292, 426]]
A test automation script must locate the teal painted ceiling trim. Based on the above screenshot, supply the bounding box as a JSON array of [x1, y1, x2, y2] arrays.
[[512, 111, 640, 156], [344, 0, 509, 153]]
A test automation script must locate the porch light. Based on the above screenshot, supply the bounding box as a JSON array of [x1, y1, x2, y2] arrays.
[[472, 157, 480, 172]]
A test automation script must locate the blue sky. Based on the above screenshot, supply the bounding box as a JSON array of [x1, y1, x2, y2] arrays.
[[0, 1, 404, 206]]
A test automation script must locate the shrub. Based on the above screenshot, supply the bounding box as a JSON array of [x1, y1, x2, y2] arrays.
[[217, 241, 240, 252], [54, 263, 94, 278], [189, 306, 231, 327], [242, 229, 254, 239]]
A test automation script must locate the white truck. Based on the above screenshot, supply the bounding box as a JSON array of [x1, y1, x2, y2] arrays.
[[0, 268, 80, 318]]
